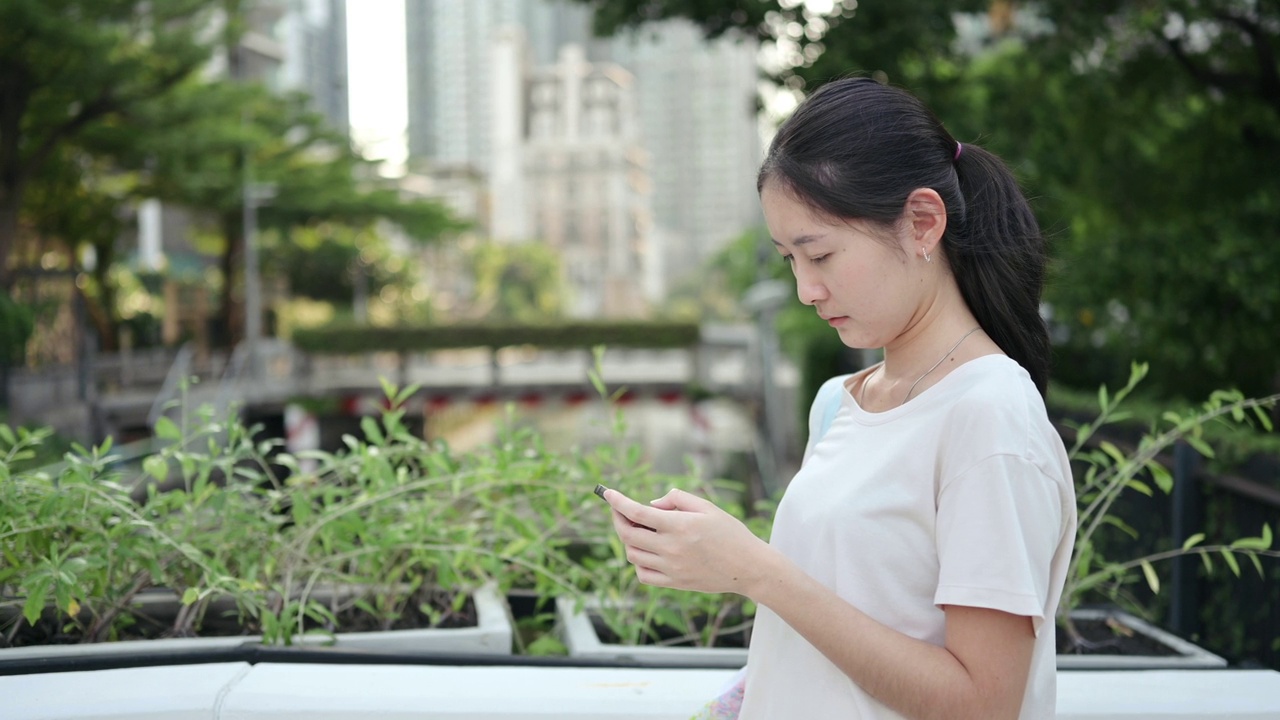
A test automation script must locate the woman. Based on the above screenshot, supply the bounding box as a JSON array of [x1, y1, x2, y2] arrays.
[[601, 77, 1077, 720]]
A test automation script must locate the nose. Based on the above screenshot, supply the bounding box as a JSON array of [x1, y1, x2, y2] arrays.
[[793, 264, 827, 307]]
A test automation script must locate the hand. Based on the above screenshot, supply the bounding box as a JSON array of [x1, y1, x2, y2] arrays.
[[601, 487, 773, 596]]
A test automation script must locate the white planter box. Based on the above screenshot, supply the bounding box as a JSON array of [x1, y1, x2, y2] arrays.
[[1057, 609, 1228, 670], [7, 665, 1280, 720], [0, 582, 512, 661], [555, 595, 748, 668]]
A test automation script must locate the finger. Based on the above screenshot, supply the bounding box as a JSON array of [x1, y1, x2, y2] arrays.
[[649, 491, 678, 510], [602, 487, 671, 531], [625, 543, 663, 570], [660, 488, 717, 513], [634, 565, 672, 588], [615, 511, 666, 552], [610, 507, 655, 535]]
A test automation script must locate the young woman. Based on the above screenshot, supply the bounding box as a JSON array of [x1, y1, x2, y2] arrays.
[[601, 77, 1077, 720]]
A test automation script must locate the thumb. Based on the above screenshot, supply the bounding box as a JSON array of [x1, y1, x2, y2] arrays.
[[650, 488, 714, 513]]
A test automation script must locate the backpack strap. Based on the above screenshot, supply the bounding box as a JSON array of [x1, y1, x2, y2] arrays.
[[814, 373, 853, 443]]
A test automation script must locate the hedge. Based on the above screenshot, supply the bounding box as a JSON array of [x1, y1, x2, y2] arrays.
[[291, 321, 703, 354]]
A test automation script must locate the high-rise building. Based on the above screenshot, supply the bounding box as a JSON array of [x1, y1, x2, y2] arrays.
[[404, 2, 760, 303], [277, 0, 349, 135], [489, 33, 651, 318], [609, 21, 760, 290], [405, 0, 605, 172]]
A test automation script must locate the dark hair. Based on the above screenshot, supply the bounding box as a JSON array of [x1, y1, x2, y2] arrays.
[[757, 77, 1050, 397]]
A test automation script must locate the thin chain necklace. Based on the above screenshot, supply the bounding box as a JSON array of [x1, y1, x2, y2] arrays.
[[860, 326, 982, 408]]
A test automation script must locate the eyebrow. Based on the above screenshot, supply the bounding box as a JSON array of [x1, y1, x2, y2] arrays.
[[771, 234, 824, 248]]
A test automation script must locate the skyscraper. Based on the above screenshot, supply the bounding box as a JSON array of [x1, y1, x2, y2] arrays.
[[277, 0, 349, 135], [405, 0, 603, 171], [404, 1, 760, 303], [610, 21, 760, 287]]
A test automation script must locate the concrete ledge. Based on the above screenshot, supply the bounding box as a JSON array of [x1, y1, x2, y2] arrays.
[[2, 662, 252, 720], [4, 664, 1280, 719]]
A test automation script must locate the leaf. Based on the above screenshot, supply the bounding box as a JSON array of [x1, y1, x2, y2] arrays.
[[1140, 560, 1160, 594], [1098, 441, 1127, 466], [0, 424, 15, 446], [182, 587, 200, 605], [1146, 461, 1173, 495], [143, 455, 168, 482], [1184, 435, 1215, 458], [1124, 478, 1153, 497], [154, 416, 181, 441], [1181, 533, 1206, 551], [1220, 549, 1241, 577], [22, 581, 49, 626], [360, 416, 384, 445]]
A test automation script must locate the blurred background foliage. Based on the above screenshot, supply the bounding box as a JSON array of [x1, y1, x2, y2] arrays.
[[0, 0, 462, 355], [1, 0, 1277, 405], [579, 0, 1280, 404]]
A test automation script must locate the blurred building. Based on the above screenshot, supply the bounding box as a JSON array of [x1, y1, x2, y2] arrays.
[[405, 0, 606, 172], [609, 22, 760, 295], [277, 0, 349, 135], [404, 3, 760, 307], [495, 40, 652, 318]]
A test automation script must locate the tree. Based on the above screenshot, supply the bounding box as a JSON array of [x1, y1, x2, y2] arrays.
[[88, 76, 462, 345], [575, 0, 1280, 398], [0, 0, 218, 289]]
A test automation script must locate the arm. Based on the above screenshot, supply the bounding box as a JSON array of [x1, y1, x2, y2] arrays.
[[603, 489, 1035, 720]]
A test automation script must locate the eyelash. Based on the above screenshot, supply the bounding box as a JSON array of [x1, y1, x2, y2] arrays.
[[782, 254, 829, 265]]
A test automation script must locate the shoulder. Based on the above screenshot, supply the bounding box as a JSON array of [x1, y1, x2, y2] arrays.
[[936, 356, 1065, 470]]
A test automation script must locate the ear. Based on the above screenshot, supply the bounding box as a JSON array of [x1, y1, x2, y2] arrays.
[[903, 188, 948, 259]]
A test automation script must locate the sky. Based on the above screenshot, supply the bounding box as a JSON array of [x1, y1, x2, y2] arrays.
[[345, 0, 409, 170]]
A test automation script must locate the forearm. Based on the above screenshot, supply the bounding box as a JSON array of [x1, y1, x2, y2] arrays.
[[746, 547, 1023, 720]]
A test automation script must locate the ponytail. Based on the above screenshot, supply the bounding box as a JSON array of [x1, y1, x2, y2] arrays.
[[758, 77, 1051, 396], [949, 144, 1050, 396]]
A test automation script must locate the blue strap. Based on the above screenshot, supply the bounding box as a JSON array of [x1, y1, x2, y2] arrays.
[[815, 374, 852, 442]]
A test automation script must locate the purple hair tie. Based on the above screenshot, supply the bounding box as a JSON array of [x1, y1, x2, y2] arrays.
[[954, 142, 963, 161]]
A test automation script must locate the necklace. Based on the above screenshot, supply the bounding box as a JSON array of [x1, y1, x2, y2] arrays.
[[860, 326, 982, 408]]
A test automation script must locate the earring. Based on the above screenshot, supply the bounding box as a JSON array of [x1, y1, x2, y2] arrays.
[[923, 250, 932, 263]]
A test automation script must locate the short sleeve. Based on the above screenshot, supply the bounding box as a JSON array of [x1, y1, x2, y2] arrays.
[[934, 453, 1065, 635]]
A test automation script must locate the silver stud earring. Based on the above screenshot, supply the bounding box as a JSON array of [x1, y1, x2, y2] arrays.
[[923, 250, 932, 263]]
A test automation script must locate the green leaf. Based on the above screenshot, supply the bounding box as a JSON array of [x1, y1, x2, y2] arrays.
[[1181, 533, 1206, 551], [1140, 560, 1160, 594], [143, 455, 168, 482], [1124, 479, 1153, 497], [1230, 534, 1272, 551], [1199, 552, 1214, 574], [1146, 461, 1173, 495], [1098, 441, 1127, 465], [182, 587, 200, 605], [0, 424, 16, 446], [22, 582, 49, 626], [1184, 435, 1215, 458], [155, 416, 181, 441], [1220, 549, 1241, 577], [360, 416, 384, 445]]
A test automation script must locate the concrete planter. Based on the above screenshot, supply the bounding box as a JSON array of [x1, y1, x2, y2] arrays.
[[555, 595, 748, 668], [1057, 608, 1228, 670], [0, 582, 512, 661]]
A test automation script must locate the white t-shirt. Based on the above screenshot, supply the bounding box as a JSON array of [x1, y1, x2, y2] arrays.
[[740, 355, 1076, 719]]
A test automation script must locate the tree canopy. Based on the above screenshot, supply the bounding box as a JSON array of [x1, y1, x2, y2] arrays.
[[2, 0, 462, 351], [577, 0, 1280, 398]]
